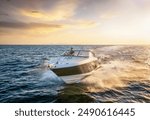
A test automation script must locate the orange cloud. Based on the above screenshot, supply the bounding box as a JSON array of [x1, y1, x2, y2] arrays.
[[20, 0, 78, 21]]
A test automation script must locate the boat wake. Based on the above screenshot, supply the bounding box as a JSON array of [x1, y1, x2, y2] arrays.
[[81, 46, 150, 93]]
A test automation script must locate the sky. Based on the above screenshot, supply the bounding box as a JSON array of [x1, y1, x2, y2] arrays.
[[0, 0, 150, 45]]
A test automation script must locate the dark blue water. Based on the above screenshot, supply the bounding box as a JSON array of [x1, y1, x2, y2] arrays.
[[0, 45, 150, 103]]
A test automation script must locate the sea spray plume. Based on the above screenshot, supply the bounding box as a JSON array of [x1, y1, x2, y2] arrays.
[[40, 59, 64, 84], [82, 60, 126, 92], [82, 59, 150, 92], [40, 70, 64, 84], [83, 46, 150, 90], [27, 59, 64, 85], [26, 59, 50, 74], [144, 49, 150, 66]]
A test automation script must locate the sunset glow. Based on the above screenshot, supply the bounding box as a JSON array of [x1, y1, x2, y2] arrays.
[[0, 0, 150, 45]]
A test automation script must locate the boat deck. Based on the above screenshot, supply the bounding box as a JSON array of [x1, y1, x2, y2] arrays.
[[48, 56, 97, 68]]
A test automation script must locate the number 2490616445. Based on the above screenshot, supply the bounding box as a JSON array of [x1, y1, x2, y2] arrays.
[[78, 108, 135, 116]]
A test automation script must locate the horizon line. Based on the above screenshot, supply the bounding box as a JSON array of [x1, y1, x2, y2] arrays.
[[0, 44, 150, 46]]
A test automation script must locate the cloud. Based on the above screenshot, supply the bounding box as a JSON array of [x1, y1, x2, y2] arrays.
[[47, 0, 78, 21], [0, 0, 78, 23], [0, 13, 9, 16], [0, 21, 62, 29], [20, 0, 78, 21], [68, 20, 100, 29], [0, 21, 64, 35], [1, 0, 150, 44], [0, 19, 100, 34]]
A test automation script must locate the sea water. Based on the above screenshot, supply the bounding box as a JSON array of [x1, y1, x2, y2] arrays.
[[0, 45, 150, 103]]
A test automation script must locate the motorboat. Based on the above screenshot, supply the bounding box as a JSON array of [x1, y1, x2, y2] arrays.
[[47, 49, 100, 83]]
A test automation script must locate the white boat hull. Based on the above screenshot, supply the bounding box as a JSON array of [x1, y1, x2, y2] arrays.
[[60, 72, 93, 84], [48, 50, 100, 84]]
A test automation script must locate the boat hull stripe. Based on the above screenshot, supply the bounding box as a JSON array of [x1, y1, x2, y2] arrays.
[[51, 60, 99, 76]]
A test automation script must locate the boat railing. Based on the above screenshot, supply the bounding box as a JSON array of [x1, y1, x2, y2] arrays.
[[48, 50, 96, 59], [61, 50, 95, 57]]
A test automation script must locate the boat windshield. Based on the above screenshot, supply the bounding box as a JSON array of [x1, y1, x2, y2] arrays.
[[63, 50, 89, 57]]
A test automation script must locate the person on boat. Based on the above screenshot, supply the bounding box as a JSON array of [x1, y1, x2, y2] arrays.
[[63, 47, 75, 56], [68, 47, 75, 56]]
